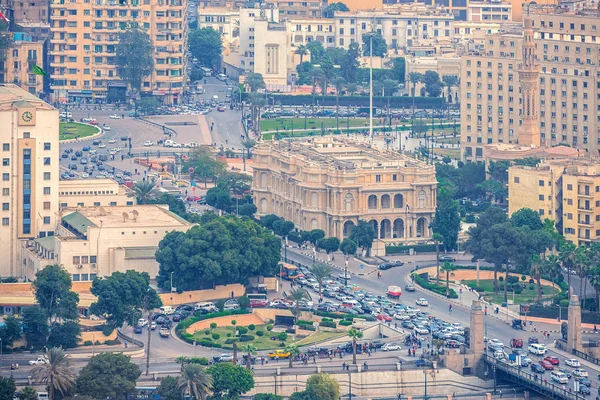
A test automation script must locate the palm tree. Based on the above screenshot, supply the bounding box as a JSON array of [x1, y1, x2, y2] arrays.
[[432, 233, 443, 285], [31, 347, 76, 400], [128, 180, 159, 204], [441, 261, 454, 297], [295, 45, 308, 64], [348, 328, 363, 365], [408, 72, 423, 137], [284, 344, 300, 368], [243, 344, 257, 370], [247, 92, 267, 139], [559, 240, 576, 296], [286, 288, 309, 319], [530, 255, 543, 302], [588, 266, 600, 312], [311, 263, 333, 301], [177, 364, 212, 400], [241, 139, 256, 160]]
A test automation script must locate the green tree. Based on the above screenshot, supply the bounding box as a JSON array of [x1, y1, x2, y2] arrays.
[[155, 216, 281, 291], [32, 348, 76, 400], [511, 208, 543, 230], [0, 316, 22, 349], [322, 1, 349, 17], [381, 79, 399, 96], [33, 264, 79, 323], [177, 364, 212, 400], [340, 238, 358, 256], [295, 45, 308, 64], [441, 262, 454, 297], [285, 344, 300, 368], [341, 42, 360, 82], [0, 20, 12, 63], [488, 160, 510, 183], [238, 203, 257, 217], [422, 70, 442, 97], [349, 220, 376, 256], [389, 57, 406, 83], [272, 219, 295, 238], [205, 186, 232, 212], [217, 172, 252, 197], [362, 31, 387, 57], [22, 307, 49, 349], [184, 147, 226, 188], [90, 270, 162, 327], [188, 27, 223, 70], [316, 237, 340, 258], [559, 240, 577, 299], [116, 27, 154, 95], [242, 344, 257, 370], [254, 395, 282, 400], [207, 362, 254, 399], [408, 72, 422, 98], [0, 377, 15, 400], [476, 179, 506, 203], [248, 92, 267, 138], [157, 376, 180, 400], [47, 321, 81, 349], [245, 72, 266, 93], [301, 229, 325, 246], [311, 263, 333, 300], [305, 373, 340, 400], [136, 97, 161, 115], [348, 328, 363, 365], [286, 288, 309, 318], [237, 295, 250, 311], [76, 353, 141, 399], [129, 180, 160, 204], [333, 76, 346, 120], [17, 387, 37, 400], [261, 214, 280, 230], [306, 41, 327, 65], [430, 199, 461, 252], [241, 139, 256, 160]]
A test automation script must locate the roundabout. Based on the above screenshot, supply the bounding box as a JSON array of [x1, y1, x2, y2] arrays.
[[59, 122, 101, 141]]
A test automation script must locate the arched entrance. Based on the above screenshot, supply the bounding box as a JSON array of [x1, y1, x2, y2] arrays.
[[343, 220, 355, 238], [393, 218, 404, 238], [380, 219, 391, 239], [416, 217, 427, 238], [394, 194, 403, 209], [369, 220, 378, 238]]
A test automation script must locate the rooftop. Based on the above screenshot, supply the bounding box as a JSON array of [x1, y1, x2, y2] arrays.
[[0, 84, 55, 111], [61, 205, 193, 229]]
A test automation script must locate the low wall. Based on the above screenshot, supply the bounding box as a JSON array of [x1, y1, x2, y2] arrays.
[[249, 368, 493, 397], [79, 330, 117, 344], [418, 267, 555, 288], [159, 284, 245, 306]]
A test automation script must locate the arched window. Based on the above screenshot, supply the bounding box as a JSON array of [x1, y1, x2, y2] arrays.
[[311, 192, 318, 208], [368, 195, 378, 209], [381, 194, 391, 209], [418, 190, 426, 208], [260, 198, 268, 213], [344, 193, 354, 211], [394, 194, 403, 209], [260, 172, 267, 188]]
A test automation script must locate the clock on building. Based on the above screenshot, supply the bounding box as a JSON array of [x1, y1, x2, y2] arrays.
[[21, 111, 33, 123]]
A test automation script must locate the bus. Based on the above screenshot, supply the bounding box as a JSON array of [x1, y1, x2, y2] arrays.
[[247, 293, 268, 308], [128, 387, 160, 400], [280, 263, 303, 281]]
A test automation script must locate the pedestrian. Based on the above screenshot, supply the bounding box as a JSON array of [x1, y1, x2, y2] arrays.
[[124, 340, 128, 348], [329, 352, 333, 361], [499, 389, 502, 398], [342, 362, 346, 370], [363, 361, 368, 371]]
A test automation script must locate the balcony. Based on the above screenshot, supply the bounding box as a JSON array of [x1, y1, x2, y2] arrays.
[[577, 191, 593, 198], [577, 219, 593, 226]]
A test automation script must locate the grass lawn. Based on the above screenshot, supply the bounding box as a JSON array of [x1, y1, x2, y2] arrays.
[[433, 148, 460, 159], [260, 117, 370, 132], [59, 122, 99, 141], [294, 330, 345, 346], [436, 137, 461, 145], [463, 279, 560, 304]]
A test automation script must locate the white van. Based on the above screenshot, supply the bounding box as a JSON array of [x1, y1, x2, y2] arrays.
[[37, 393, 49, 400], [341, 299, 359, 308], [195, 302, 217, 313], [138, 318, 148, 327], [528, 343, 547, 355], [160, 306, 174, 315], [551, 371, 568, 384]]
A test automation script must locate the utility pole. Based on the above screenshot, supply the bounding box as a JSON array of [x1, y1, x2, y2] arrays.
[[145, 307, 152, 375]]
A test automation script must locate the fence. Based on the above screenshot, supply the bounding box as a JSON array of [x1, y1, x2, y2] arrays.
[[572, 348, 600, 366]]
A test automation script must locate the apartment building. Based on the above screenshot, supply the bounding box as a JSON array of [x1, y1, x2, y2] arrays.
[[508, 159, 600, 245], [58, 178, 134, 208], [22, 204, 193, 281], [460, 9, 600, 161], [252, 137, 437, 250], [49, 0, 187, 104], [334, 6, 454, 54], [0, 84, 59, 277], [264, 0, 323, 18], [1, 33, 45, 95], [467, 0, 512, 22], [290, 17, 336, 49], [197, 7, 239, 47], [0, 0, 49, 23]]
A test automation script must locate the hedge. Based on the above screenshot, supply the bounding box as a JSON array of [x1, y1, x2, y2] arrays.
[[178, 309, 251, 332], [386, 243, 446, 255], [339, 320, 353, 326], [181, 357, 209, 365], [320, 320, 337, 328], [315, 310, 376, 321], [412, 274, 458, 299], [242, 93, 445, 108]]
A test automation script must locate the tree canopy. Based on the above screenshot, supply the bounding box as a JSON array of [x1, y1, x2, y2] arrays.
[[156, 216, 281, 291], [206, 362, 254, 399], [183, 147, 226, 188], [362, 32, 387, 57], [90, 270, 162, 327], [76, 353, 141, 399], [349, 220, 376, 255], [115, 27, 154, 93], [188, 27, 223, 70], [431, 199, 461, 251], [33, 265, 79, 322]]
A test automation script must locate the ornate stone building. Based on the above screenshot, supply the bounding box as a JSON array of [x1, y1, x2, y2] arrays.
[[252, 137, 437, 246]]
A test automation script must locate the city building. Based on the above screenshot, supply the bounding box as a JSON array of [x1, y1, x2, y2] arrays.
[[252, 137, 437, 251], [264, 0, 323, 18], [1, 33, 45, 95], [0, 0, 49, 23], [452, 21, 505, 46], [467, 0, 512, 22], [22, 204, 194, 281], [508, 159, 600, 245], [197, 7, 240, 47], [0, 84, 59, 278], [459, 6, 600, 161], [58, 178, 134, 209], [406, 55, 461, 102], [289, 17, 336, 49], [49, 0, 187, 104]]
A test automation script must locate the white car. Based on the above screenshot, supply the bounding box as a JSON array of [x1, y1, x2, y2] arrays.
[[572, 368, 588, 378], [144, 140, 154, 147], [109, 114, 120, 119], [416, 298, 429, 307], [185, 142, 199, 148], [172, 143, 182, 148], [29, 357, 48, 366], [103, 126, 111, 131], [393, 313, 411, 321], [565, 358, 581, 367], [414, 326, 429, 335], [109, 149, 117, 155], [382, 343, 401, 351], [98, 143, 106, 148], [108, 138, 116, 144], [81, 173, 89, 178], [89, 149, 97, 154], [82, 117, 93, 122], [488, 338, 504, 350]]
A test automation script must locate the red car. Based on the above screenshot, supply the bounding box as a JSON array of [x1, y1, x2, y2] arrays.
[[539, 360, 554, 370], [510, 338, 523, 348], [249, 299, 267, 308], [89, 120, 99, 125], [544, 356, 560, 366], [377, 314, 392, 322]]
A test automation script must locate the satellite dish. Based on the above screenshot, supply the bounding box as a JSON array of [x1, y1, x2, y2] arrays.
[[132, 210, 139, 221], [122, 212, 129, 222]]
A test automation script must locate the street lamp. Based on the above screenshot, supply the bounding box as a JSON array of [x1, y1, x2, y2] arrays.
[[170, 271, 175, 294]]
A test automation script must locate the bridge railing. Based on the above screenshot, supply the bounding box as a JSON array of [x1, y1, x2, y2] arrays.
[[572, 348, 600, 366], [484, 354, 579, 400]]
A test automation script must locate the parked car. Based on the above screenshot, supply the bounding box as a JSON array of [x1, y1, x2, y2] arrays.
[[134, 326, 143, 334], [382, 343, 401, 351], [439, 256, 456, 262], [29, 357, 48, 366], [572, 368, 589, 378], [543, 356, 560, 366]]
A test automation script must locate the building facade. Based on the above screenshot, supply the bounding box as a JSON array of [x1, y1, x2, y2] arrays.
[[22, 205, 193, 281], [252, 137, 437, 246], [467, 1, 512, 22], [508, 160, 600, 245], [264, 0, 323, 18], [0, 84, 59, 277], [2, 33, 45, 95], [58, 178, 134, 208], [49, 0, 187, 104]]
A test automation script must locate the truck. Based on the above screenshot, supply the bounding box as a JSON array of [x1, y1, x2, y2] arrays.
[[386, 285, 402, 298]]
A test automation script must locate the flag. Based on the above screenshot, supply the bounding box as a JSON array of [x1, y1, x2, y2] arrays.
[[0, 10, 9, 23], [32, 65, 46, 76], [406, 203, 410, 213]]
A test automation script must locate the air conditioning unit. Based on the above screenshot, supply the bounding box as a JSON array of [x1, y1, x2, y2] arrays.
[[91, 263, 97, 268], [78, 264, 83, 269]]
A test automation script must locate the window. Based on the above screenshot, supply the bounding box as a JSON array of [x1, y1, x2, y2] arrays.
[[2, 174, 8, 181], [539, 180, 545, 186], [94, 202, 100, 206], [109, 202, 117, 206], [43, 142, 51, 150], [392, 174, 397, 182], [1, 218, 7, 226], [514, 177, 520, 183], [567, 213, 573, 220], [43, 202, 50, 210], [539, 209, 545, 216], [44, 172, 50, 180], [81, 256, 88, 264], [90, 256, 97, 263], [2, 189, 8, 196], [375, 175, 381, 183], [43, 217, 50, 224], [567, 184, 573, 190], [43, 187, 50, 195], [538, 195, 544, 201], [43, 157, 50, 165], [2, 144, 8, 151], [73, 256, 80, 264], [2, 159, 8, 166], [72, 274, 80, 282]]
